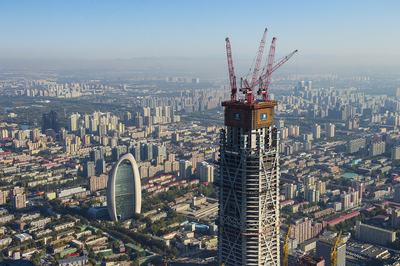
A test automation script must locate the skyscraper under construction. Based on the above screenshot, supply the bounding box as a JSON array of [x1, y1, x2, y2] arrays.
[[217, 28, 297, 266]]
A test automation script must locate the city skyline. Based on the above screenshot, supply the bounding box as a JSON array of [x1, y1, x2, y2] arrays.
[[1, 2, 400, 265]]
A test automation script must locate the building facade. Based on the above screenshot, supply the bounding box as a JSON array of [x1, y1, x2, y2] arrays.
[[107, 153, 141, 222], [217, 101, 280, 265]]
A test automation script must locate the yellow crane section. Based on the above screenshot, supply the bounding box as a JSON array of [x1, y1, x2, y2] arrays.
[[331, 231, 342, 266], [283, 225, 291, 266]]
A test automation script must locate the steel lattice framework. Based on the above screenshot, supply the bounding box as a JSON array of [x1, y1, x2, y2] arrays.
[[217, 124, 280, 266]]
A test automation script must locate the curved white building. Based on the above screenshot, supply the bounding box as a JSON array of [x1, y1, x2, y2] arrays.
[[107, 153, 141, 221]]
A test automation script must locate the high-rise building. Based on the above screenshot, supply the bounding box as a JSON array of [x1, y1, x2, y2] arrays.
[[179, 160, 192, 180], [290, 218, 322, 244], [41, 110, 59, 134], [316, 235, 346, 266], [107, 153, 141, 222], [217, 100, 280, 265], [12, 193, 26, 209], [85, 161, 96, 178], [283, 183, 296, 200], [90, 174, 108, 192], [391, 146, 400, 161], [69, 113, 79, 132], [312, 124, 321, 139], [196, 162, 214, 183], [327, 123, 335, 138], [369, 140, 385, 157], [396, 87, 400, 98], [0, 190, 7, 205], [95, 159, 106, 175]]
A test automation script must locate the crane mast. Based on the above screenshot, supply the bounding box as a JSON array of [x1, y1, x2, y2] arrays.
[[259, 37, 277, 100], [225, 37, 237, 101], [283, 225, 291, 266], [250, 28, 268, 87], [331, 231, 342, 266]]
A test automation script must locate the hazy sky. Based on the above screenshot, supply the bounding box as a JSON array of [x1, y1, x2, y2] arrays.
[[1, 1, 400, 67]]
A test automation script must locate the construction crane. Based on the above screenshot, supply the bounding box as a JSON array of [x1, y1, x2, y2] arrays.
[[225, 28, 297, 104], [225, 37, 237, 101], [258, 37, 276, 101], [250, 28, 268, 87], [240, 29, 268, 103], [283, 225, 291, 266], [257, 47, 298, 101], [331, 231, 342, 266]]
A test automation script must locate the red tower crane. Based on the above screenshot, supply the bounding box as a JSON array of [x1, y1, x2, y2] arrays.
[[225, 28, 297, 104], [250, 28, 268, 87], [225, 37, 237, 101], [256, 48, 298, 100], [259, 37, 277, 101]]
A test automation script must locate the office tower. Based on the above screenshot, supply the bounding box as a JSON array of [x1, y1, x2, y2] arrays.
[[95, 159, 106, 175], [140, 143, 153, 161], [327, 123, 335, 138], [130, 143, 141, 163], [218, 101, 280, 265], [112, 147, 121, 162], [41, 110, 59, 133], [85, 161, 96, 178], [69, 113, 79, 132], [179, 160, 192, 179], [313, 124, 321, 139], [316, 235, 346, 266], [107, 153, 141, 222]]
